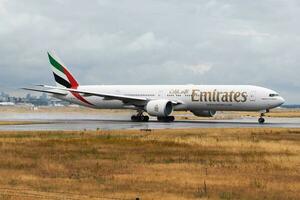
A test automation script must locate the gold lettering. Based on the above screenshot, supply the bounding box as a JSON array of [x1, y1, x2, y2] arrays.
[[241, 92, 247, 102], [212, 89, 217, 102], [229, 91, 235, 102], [217, 92, 222, 102], [221, 92, 229, 102], [191, 89, 200, 101], [200, 92, 207, 102], [191, 89, 248, 103], [234, 92, 241, 102], [208, 92, 212, 102]]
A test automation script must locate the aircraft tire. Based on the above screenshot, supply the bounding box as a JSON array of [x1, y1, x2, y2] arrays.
[[143, 116, 149, 122], [131, 115, 149, 122], [258, 117, 265, 124], [131, 115, 138, 122]]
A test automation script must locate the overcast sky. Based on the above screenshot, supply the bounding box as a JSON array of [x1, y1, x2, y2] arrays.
[[0, 0, 300, 103]]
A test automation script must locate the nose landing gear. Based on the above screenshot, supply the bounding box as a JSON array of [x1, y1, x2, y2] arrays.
[[258, 113, 265, 124]]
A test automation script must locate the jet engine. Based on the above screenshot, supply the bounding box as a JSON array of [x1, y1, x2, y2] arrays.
[[191, 110, 216, 117], [145, 100, 173, 117]]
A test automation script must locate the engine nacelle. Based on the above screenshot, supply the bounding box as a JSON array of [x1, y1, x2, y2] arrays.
[[191, 110, 216, 117], [145, 100, 173, 117]]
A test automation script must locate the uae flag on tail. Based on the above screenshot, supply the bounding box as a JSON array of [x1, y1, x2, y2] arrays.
[[48, 52, 79, 89]]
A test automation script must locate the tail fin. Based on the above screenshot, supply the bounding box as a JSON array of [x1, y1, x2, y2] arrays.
[[47, 51, 79, 88]]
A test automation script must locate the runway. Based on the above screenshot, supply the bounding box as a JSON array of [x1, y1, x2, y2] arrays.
[[0, 112, 299, 130]]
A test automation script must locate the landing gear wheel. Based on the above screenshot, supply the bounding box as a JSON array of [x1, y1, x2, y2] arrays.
[[258, 117, 265, 124], [131, 114, 149, 122], [131, 115, 138, 122], [140, 115, 144, 121], [258, 112, 265, 124], [143, 116, 149, 122], [157, 116, 175, 122]]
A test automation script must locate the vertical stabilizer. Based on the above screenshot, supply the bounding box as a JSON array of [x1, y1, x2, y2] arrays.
[[47, 51, 79, 88]]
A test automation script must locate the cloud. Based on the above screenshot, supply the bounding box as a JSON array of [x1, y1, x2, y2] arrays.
[[127, 32, 165, 51], [226, 30, 272, 37], [183, 63, 212, 74], [0, 0, 6, 15], [72, 32, 166, 53], [0, 0, 299, 103]]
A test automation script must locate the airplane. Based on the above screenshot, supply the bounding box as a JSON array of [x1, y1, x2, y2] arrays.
[[23, 52, 285, 124]]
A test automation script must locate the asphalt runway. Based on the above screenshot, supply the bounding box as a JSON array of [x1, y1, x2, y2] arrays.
[[0, 112, 299, 130]]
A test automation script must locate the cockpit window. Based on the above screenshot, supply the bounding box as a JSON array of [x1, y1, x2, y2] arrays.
[[269, 93, 279, 97]]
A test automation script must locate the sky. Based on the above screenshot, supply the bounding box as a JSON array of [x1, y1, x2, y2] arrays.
[[0, 0, 300, 103]]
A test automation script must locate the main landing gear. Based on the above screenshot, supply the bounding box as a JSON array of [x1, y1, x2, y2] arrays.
[[258, 113, 265, 124], [130, 111, 175, 122], [157, 116, 175, 122], [131, 111, 149, 122]]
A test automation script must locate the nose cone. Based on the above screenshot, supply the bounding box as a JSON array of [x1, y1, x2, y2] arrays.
[[277, 96, 285, 106]]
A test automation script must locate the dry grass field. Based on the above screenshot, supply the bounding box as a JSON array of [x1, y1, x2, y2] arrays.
[[0, 128, 298, 199]]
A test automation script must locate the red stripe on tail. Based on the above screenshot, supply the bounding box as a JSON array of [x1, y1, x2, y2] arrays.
[[61, 65, 93, 106], [63, 67, 79, 88]]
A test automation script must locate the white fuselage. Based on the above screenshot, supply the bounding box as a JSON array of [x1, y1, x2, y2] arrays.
[[54, 85, 285, 112]]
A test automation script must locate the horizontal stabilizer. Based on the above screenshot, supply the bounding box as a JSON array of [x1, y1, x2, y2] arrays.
[[22, 86, 68, 95]]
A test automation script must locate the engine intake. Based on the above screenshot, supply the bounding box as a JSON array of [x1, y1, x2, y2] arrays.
[[145, 100, 173, 117], [191, 110, 216, 117]]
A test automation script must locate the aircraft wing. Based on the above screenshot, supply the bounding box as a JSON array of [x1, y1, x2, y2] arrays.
[[63, 87, 148, 102], [23, 85, 182, 105]]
